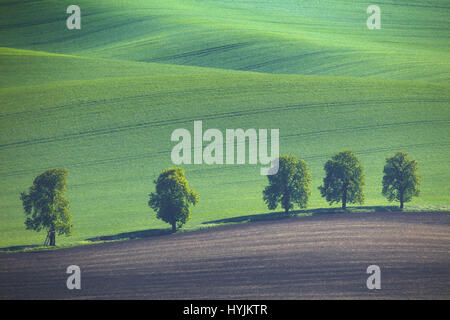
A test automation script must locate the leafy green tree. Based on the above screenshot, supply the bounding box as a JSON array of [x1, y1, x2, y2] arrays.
[[20, 168, 72, 246], [382, 152, 420, 209], [319, 150, 365, 210], [263, 155, 312, 214], [148, 167, 199, 232]]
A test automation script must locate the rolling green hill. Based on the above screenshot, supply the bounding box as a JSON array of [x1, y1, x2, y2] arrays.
[[1, 0, 449, 80], [0, 0, 449, 249]]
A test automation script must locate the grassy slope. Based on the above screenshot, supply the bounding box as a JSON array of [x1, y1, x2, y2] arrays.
[[0, 0, 449, 249], [0, 49, 448, 248], [0, 0, 449, 81]]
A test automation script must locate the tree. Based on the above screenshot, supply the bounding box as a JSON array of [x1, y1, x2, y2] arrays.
[[148, 167, 199, 232], [382, 152, 420, 209], [319, 150, 365, 210], [20, 168, 72, 246], [263, 155, 312, 214]]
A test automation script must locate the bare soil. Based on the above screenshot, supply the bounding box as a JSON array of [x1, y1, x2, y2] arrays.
[[0, 211, 449, 299]]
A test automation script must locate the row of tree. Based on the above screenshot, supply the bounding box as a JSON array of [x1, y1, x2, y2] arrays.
[[263, 150, 420, 215], [20, 151, 420, 246]]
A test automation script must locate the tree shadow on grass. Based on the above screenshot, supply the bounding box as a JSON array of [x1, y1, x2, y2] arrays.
[[87, 228, 172, 242], [202, 205, 400, 225], [0, 244, 42, 253], [0, 229, 173, 253]]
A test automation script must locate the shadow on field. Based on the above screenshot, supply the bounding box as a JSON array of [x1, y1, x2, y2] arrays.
[[202, 205, 400, 225], [0, 244, 42, 253], [87, 228, 172, 242]]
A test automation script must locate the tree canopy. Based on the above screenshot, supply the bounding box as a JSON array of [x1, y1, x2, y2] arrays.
[[263, 155, 312, 214], [148, 167, 199, 232], [20, 168, 72, 246], [319, 150, 365, 209], [382, 151, 420, 209]]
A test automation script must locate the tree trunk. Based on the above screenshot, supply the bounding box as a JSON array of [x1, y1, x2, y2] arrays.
[[49, 226, 56, 246], [283, 194, 290, 215], [171, 222, 177, 233], [400, 193, 404, 210], [342, 183, 348, 210]]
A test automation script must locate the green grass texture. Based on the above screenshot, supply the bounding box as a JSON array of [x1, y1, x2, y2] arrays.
[[0, 0, 449, 249]]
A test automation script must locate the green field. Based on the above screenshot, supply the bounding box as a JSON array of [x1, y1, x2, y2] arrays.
[[0, 0, 449, 250]]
